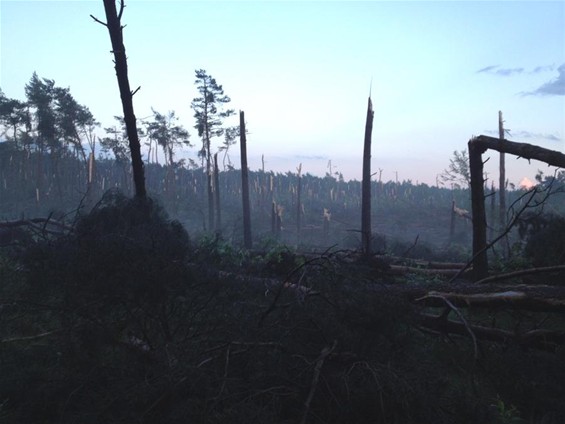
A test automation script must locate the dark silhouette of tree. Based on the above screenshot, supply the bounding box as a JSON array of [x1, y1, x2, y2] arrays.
[[361, 97, 374, 256], [0, 89, 31, 148], [53, 86, 98, 164], [191, 69, 235, 230], [144, 109, 190, 168], [91, 0, 146, 199], [239, 110, 252, 249], [440, 150, 470, 189]]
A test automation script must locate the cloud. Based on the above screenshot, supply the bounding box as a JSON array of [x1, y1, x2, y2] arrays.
[[476, 65, 499, 74], [524, 63, 565, 96], [531, 64, 555, 74], [476, 65, 524, 76]]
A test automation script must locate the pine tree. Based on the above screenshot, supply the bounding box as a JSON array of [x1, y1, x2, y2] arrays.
[[191, 69, 234, 231]]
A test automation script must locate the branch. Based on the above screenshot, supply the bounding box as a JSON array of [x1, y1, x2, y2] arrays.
[[90, 14, 107, 26], [300, 340, 337, 424], [476, 265, 565, 285], [416, 294, 478, 359], [449, 187, 539, 282], [419, 313, 565, 352], [118, 0, 125, 21]]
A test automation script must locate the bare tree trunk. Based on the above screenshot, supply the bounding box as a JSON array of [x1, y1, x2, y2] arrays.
[[498, 111, 507, 257], [361, 97, 374, 257], [214, 152, 221, 235], [207, 157, 214, 232], [468, 135, 565, 280], [239, 111, 252, 249], [93, 0, 146, 199], [296, 164, 302, 246], [468, 139, 488, 280]]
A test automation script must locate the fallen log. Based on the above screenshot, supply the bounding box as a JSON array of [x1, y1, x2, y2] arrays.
[[416, 290, 565, 313], [419, 313, 565, 352]]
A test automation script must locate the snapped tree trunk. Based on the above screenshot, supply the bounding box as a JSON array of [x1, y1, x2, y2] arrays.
[[97, 0, 146, 199], [361, 97, 374, 256], [498, 111, 507, 257], [468, 135, 565, 280], [239, 111, 252, 249], [214, 152, 221, 234], [207, 157, 214, 231], [296, 163, 302, 246], [468, 138, 488, 280]]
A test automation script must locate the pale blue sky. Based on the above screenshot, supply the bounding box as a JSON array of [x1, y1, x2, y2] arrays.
[[1, 0, 564, 185]]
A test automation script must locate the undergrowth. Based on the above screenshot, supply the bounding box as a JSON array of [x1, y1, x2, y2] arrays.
[[0, 190, 564, 423]]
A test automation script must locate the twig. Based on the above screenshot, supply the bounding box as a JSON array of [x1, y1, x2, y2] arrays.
[[300, 340, 337, 424], [401, 234, 419, 258], [416, 294, 478, 360], [1, 329, 59, 344], [449, 186, 540, 282], [90, 14, 107, 26]]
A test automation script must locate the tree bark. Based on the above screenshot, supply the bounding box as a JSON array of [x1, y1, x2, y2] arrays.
[[99, 0, 146, 199], [296, 164, 302, 246], [214, 152, 221, 234], [468, 138, 488, 280], [498, 111, 507, 257], [239, 111, 252, 249], [468, 135, 565, 280], [361, 97, 374, 257]]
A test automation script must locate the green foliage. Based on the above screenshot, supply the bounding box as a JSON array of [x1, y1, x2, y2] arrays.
[[492, 396, 525, 424]]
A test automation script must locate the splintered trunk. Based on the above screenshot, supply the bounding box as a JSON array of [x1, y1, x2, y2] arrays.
[[468, 139, 488, 280], [296, 164, 302, 246], [214, 153, 221, 234], [239, 111, 252, 249], [85, 151, 96, 209], [100, 0, 146, 199], [468, 135, 565, 280], [361, 97, 374, 256], [498, 111, 507, 257], [207, 157, 214, 231]]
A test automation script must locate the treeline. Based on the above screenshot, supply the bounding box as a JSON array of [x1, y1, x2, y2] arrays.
[[2, 73, 563, 251]]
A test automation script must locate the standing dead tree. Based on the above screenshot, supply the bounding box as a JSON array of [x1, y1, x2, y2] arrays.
[[468, 135, 565, 280], [91, 0, 146, 199], [239, 111, 252, 249], [361, 97, 374, 256]]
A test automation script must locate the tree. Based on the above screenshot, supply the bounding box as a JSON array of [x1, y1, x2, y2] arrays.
[[53, 86, 98, 163], [191, 69, 235, 231], [91, 0, 146, 199], [440, 150, 470, 189], [144, 109, 190, 168], [361, 97, 374, 256], [0, 89, 31, 148], [145, 109, 190, 199]]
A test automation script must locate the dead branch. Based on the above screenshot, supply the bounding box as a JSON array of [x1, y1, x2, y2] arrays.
[[300, 340, 337, 424], [389, 265, 467, 277], [416, 290, 565, 313], [419, 313, 565, 352], [476, 265, 565, 285], [416, 294, 478, 359]]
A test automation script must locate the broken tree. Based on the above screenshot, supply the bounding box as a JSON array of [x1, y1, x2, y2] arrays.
[[91, 0, 146, 199], [468, 135, 565, 280]]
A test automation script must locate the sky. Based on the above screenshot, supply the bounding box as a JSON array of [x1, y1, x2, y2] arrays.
[[1, 0, 564, 186]]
